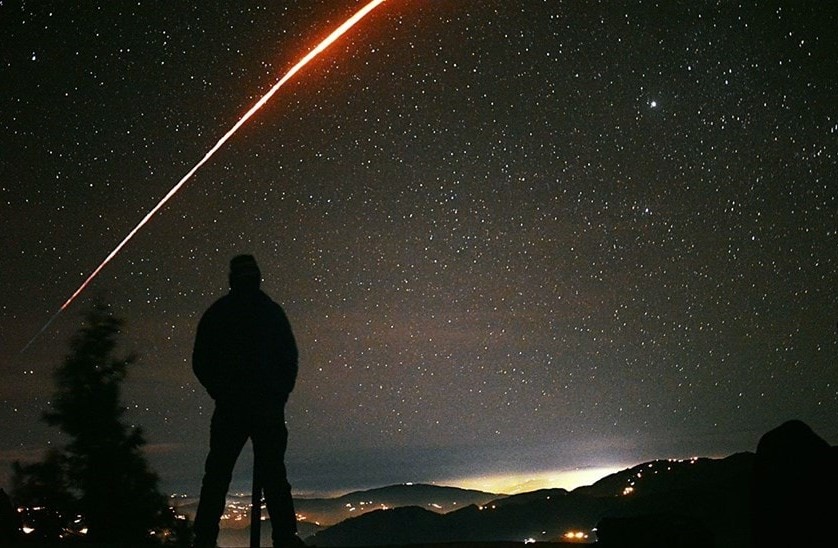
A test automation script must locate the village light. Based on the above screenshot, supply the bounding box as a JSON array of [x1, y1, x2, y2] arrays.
[[563, 530, 589, 541]]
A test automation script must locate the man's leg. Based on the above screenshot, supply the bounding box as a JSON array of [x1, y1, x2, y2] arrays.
[[252, 413, 300, 547], [193, 406, 249, 548]]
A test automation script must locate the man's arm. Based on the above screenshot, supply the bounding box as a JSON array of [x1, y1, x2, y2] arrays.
[[193, 309, 223, 399], [274, 305, 299, 396]]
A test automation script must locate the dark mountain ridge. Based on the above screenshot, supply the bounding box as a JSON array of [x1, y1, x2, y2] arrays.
[[294, 483, 499, 526], [307, 453, 753, 547], [306, 420, 837, 548]]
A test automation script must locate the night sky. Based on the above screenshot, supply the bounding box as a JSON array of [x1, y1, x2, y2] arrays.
[[2, 1, 836, 497]]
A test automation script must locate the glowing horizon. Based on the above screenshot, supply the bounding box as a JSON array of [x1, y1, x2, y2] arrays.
[[438, 465, 628, 495]]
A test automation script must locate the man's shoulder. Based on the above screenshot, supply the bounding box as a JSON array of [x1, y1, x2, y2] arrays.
[[254, 291, 293, 326], [206, 293, 233, 310], [256, 289, 285, 308], [198, 293, 234, 320], [201, 290, 285, 317]]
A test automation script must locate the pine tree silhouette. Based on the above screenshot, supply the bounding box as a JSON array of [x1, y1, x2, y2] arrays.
[[13, 303, 175, 544]]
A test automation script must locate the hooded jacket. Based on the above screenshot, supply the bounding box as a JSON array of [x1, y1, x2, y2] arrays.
[[192, 287, 298, 407]]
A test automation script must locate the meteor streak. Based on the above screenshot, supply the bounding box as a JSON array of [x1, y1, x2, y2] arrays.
[[22, 0, 388, 353]]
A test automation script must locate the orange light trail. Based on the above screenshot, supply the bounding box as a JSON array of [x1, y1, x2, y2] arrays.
[[22, 0, 388, 352]]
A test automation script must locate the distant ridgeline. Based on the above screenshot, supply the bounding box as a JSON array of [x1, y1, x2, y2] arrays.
[[197, 420, 836, 548], [8, 420, 833, 546]]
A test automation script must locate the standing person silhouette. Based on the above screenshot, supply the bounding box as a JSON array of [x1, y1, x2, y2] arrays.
[[192, 254, 304, 548]]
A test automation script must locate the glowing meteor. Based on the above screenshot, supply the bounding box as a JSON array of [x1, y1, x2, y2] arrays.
[[22, 0, 388, 353]]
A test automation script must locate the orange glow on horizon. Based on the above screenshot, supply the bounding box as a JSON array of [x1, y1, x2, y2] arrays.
[[442, 465, 627, 495]]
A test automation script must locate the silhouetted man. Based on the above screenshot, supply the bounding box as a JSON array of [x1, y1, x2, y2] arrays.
[[192, 254, 303, 548]]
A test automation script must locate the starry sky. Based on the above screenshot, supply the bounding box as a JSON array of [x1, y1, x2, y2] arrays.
[[1, 1, 836, 497]]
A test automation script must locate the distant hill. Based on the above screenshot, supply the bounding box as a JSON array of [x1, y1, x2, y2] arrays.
[[295, 483, 499, 526], [306, 454, 753, 547], [175, 483, 499, 547], [305, 420, 837, 548], [574, 452, 755, 499], [174, 420, 835, 548]]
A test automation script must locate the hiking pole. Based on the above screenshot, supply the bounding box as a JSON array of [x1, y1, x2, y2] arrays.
[[250, 465, 262, 548]]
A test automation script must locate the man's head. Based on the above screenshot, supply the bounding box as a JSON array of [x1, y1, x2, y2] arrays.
[[229, 254, 261, 291]]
